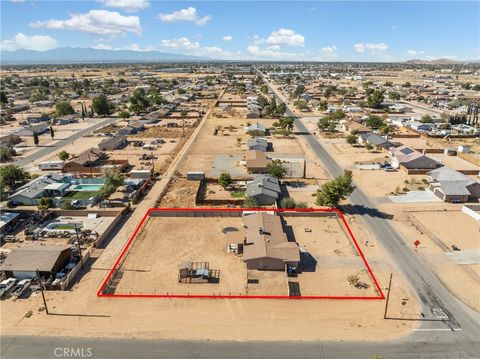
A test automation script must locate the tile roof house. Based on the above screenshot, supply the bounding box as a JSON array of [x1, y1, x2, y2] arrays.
[[428, 167, 480, 203], [225, 212, 300, 270], [245, 150, 272, 174], [246, 175, 281, 205], [389, 145, 441, 170]]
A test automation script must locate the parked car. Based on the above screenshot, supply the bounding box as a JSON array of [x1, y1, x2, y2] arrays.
[[0, 278, 17, 298], [11, 279, 31, 297]]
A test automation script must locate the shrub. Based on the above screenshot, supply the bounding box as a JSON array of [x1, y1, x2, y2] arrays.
[[280, 197, 296, 208]]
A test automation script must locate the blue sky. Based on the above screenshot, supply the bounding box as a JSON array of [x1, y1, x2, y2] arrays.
[[1, 1, 479, 61]]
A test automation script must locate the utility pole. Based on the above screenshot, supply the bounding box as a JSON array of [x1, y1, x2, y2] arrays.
[[75, 227, 84, 269], [36, 269, 49, 315], [384, 272, 393, 319]]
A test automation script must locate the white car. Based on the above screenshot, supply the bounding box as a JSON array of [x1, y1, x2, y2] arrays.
[[0, 278, 17, 298], [11, 279, 31, 297]]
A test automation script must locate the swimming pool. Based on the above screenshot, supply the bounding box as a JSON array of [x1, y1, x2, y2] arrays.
[[70, 184, 103, 191]]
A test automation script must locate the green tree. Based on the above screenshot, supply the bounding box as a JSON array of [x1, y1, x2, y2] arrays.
[[58, 150, 70, 161], [367, 89, 385, 109], [318, 100, 328, 112], [315, 170, 355, 207], [260, 84, 268, 93], [346, 134, 358, 146], [421, 114, 434, 123], [38, 197, 54, 210], [0, 146, 14, 162], [267, 159, 288, 179], [278, 117, 294, 131], [275, 102, 287, 116], [293, 84, 305, 98], [92, 94, 114, 116], [119, 110, 131, 119], [55, 101, 75, 117], [129, 88, 150, 114], [0, 165, 29, 190], [103, 168, 125, 188], [365, 143, 374, 151], [33, 131, 39, 146], [388, 91, 401, 101], [243, 196, 258, 208], [365, 115, 384, 129], [218, 172, 232, 188], [0, 90, 8, 106], [280, 197, 296, 208]]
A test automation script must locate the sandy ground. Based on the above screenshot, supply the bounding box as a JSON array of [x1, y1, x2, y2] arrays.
[[0, 210, 420, 342], [389, 210, 480, 312], [111, 215, 380, 298], [1, 84, 422, 341]]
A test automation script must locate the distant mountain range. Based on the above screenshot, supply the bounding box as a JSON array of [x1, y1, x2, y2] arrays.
[[0, 47, 208, 64], [405, 58, 480, 65]]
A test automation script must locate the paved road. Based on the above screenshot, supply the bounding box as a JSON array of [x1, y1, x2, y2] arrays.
[[256, 69, 480, 343], [13, 117, 119, 167], [399, 100, 443, 116], [2, 335, 480, 359]]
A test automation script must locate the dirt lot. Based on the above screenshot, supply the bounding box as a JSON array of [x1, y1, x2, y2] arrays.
[[158, 177, 199, 207], [392, 210, 480, 311], [113, 213, 383, 298], [115, 216, 247, 296]]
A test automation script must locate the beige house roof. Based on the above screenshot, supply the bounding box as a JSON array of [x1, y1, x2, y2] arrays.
[[245, 150, 271, 169], [1, 245, 71, 272], [241, 213, 299, 263]]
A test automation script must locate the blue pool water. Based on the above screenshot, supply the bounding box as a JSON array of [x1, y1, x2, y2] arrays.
[[70, 184, 103, 191]]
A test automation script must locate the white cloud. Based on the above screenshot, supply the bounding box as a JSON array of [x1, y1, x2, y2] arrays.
[[320, 45, 338, 59], [91, 43, 113, 50], [353, 42, 388, 53], [246, 45, 303, 60], [1, 32, 58, 51], [406, 49, 424, 56], [265, 28, 304, 47], [159, 37, 200, 50], [97, 0, 150, 12], [158, 7, 212, 25], [392, 25, 398, 30], [30, 10, 141, 36], [222, 35, 232, 42]]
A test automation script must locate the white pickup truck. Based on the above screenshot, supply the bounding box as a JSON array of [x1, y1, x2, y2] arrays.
[[0, 278, 17, 298]]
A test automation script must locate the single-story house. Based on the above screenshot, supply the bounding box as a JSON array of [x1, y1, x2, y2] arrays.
[[408, 121, 433, 132], [1, 245, 72, 280], [245, 122, 267, 135], [8, 173, 71, 205], [0, 134, 21, 147], [389, 145, 441, 170], [428, 167, 480, 203], [54, 115, 78, 125], [98, 136, 127, 151], [246, 109, 261, 119], [358, 133, 395, 150], [16, 124, 48, 137], [245, 150, 271, 174], [225, 212, 299, 270], [246, 175, 281, 205], [247, 138, 269, 152], [63, 148, 106, 173], [341, 121, 371, 134]]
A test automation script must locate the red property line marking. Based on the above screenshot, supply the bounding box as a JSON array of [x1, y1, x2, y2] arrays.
[[97, 207, 384, 300]]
